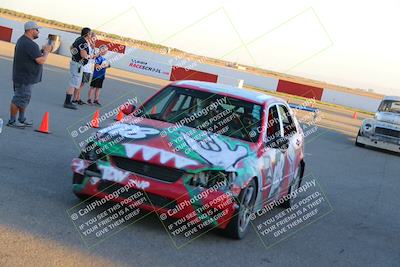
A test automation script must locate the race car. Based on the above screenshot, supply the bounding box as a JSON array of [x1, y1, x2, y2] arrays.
[[71, 80, 305, 239], [355, 96, 400, 153]]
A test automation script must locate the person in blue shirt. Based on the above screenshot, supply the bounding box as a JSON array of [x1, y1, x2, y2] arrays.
[[87, 45, 110, 106]]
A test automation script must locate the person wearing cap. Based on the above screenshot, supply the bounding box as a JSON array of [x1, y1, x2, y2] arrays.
[[7, 21, 52, 128], [63, 27, 98, 109]]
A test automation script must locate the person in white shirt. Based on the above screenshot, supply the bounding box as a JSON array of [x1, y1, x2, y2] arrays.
[[72, 32, 97, 105]]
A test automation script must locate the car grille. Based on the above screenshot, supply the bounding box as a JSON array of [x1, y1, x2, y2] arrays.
[[97, 180, 177, 210], [110, 156, 185, 183], [375, 127, 400, 138]]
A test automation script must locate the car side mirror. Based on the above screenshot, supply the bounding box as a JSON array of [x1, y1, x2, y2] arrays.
[[265, 136, 289, 151], [121, 104, 136, 115]]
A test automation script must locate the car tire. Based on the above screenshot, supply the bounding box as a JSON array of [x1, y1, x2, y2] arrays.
[[280, 165, 302, 209], [74, 193, 89, 201], [73, 173, 89, 201], [355, 130, 365, 147], [224, 179, 257, 239]]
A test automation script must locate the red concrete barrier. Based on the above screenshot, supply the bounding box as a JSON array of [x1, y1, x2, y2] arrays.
[[170, 66, 218, 82], [0, 26, 12, 42], [95, 39, 125, 54], [277, 80, 323, 100]]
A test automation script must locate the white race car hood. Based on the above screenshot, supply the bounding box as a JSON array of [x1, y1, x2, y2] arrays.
[[375, 112, 400, 125]]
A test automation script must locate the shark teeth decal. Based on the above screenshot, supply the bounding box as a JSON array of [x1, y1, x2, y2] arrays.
[[142, 147, 159, 161], [124, 144, 142, 157], [123, 144, 199, 169], [159, 150, 175, 164]]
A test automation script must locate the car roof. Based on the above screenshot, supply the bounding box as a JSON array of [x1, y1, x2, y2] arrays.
[[172, 80, 277, 104], [383, 96, 400, 101]]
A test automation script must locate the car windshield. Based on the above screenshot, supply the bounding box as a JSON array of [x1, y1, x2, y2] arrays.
[[140, 86, 262, 142], [378, 100, 400, 114]]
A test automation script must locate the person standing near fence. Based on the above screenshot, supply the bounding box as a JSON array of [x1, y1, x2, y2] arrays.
[[7, 21, 52, 128], [72, 32, 97, 105], [63, 27, 98, 109]]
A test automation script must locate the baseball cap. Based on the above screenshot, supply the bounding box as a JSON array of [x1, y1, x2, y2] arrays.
[[24, 21, 41, 31]]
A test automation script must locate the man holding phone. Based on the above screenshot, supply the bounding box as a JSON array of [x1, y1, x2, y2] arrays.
[[7, 21, 52, 128], [63, 27, 98, 109]]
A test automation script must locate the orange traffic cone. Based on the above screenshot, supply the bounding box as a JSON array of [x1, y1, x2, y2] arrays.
[[352, 112, 358, 119], [91, 110, 100, 128], [115, 110, 124, 121], [151, 106, 157, 114], [35, 112, 50, 134]]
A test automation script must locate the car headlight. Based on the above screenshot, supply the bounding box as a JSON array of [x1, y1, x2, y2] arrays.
[[363, 123, 373, 131], [189, 171, 236, 189], [375, 113, 383, 121], [80, 142, 105, 161], [79, 142, 105, 175]]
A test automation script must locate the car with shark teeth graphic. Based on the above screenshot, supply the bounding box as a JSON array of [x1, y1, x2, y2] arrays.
[[71, 80, 305, 239]]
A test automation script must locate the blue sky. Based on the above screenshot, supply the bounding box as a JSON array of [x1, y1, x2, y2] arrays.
[[1, 0, 399, 95]]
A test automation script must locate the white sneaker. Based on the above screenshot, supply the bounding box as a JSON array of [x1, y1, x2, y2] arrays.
[[19, 120, 33, 127], [6, 120, 25, 129]]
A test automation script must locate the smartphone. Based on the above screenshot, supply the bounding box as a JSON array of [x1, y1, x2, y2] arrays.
[[47, 38, 53, 46]]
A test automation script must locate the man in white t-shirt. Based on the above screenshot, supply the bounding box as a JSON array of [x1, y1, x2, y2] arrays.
[[72, 32, 97, 105]]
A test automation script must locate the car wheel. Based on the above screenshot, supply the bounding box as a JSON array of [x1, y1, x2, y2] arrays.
[[73, 173, 89, 201], [224, 179, 256, 239], [281, 165, 302, 209], [355, 130, 365, 147], [74, 193, 89, 201]]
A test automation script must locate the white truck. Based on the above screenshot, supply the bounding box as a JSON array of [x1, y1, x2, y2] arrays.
[[355, 96, 400, 153]]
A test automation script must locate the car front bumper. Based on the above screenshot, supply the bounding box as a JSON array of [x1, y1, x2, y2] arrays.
[[356, 136, 400, 153], [71, 158, 238, 229]]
